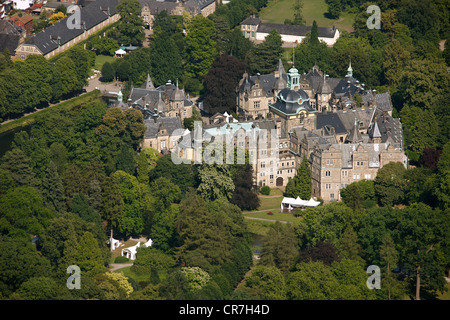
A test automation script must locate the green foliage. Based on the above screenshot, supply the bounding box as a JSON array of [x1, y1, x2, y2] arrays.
[[180, 266, 211, 292], [101, 62, 115, 82], [203, 55, 248, 114], [247, 29, 283, 74], [197, 160, 235, 202], [0, 237, 52, 296], [131, 246, 176, 275], [373, 162, 407, 207], [340, 179, 375, 211], [259, 222, 298, 273], [241, 266, 286, 300], [149, 30, 183, 87], [285, 155, 311, 199], [113, 0, 145, 46], [184, 15, 218, 80], [260, 185, 271, 195], [0, 186, 54, 238]]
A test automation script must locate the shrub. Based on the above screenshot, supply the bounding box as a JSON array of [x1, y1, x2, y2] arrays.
[[114, 256, 129, 263], [260, 186, 271, 195]]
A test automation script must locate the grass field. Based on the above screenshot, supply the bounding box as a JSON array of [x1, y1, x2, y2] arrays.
[[93, 54, 117, 71], [259, 0, 356, 32]]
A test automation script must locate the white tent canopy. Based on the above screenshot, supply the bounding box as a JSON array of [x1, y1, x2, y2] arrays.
[[281, 196, 320, 211], [115, 49, 126, 56]]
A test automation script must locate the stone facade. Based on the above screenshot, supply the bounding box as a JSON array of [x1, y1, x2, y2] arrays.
[[139, 0, 216, 31]]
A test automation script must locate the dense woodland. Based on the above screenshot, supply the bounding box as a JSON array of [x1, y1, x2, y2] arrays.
[[0, 0, 449, 300]]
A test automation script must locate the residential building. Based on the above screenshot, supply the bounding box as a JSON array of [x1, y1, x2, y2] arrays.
[[142, 115, 186, 153], [0, 19, 24, 56], [138, 0, 216, 31], [9, 13, 33, 35], [127, 74, 195, 122], [14, 0, 120, 60], [240, 16, 340, 47]]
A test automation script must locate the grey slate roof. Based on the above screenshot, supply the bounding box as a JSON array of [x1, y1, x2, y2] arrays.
[[0, 20, 23, 54], [24, 0, 119, 55], [144, 116, 182, 139], [271, 87, 315, 115], [241, 16, 262, 25], [316, 112, 347, 134]]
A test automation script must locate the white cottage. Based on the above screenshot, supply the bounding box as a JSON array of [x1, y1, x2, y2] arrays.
[[121, 238, 153, 260]]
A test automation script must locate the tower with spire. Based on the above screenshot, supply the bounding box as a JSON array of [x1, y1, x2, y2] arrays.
[[346, 59, 353, 78]]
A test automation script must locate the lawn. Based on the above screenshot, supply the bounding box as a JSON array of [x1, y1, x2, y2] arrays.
[[93, 54, 117, 72], [255, 195, 284, 211], [245, 210, 302, 223], [259, 0, 356, 32]]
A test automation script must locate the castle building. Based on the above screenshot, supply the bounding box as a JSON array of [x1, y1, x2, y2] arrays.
[[138, 0, 217, 31], [127, 74, 195, 122], [235, 61, 407, 201]]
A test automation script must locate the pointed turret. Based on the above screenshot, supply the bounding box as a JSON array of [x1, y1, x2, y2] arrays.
[[346, 117, 363, 144], [143, 74, 155, 90], [346, 59, 353, 78]]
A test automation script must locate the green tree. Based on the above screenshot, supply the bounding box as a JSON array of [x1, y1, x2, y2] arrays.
[[101, 62, 115, 82], [435, 142, 450, 209], [326, 0, 342, 19], [332, 258, 376, 300], [115, 0, 145, 45], [101, 176, 125, 232], [259, 222, 298, 273], [0, 187, 54, 238], [116, 145, 136, 175], [66, 47, 91, 90], [149, 31, 183, 87], [396, 203, 448, 300], [41, 161, 66, 213], [71, 194, 102, 225], [301, 202, 359, 246], [292, 0, 305, 25], [150, 177, 182, 210], [379, 234, 406, 300], [203, 55, 248, 114], [242, 266, 286, 300], [197, 162, 235, 201], [131, 246, 176, 275], [340, 179, 375, 211], [14, 55, 53, 107], [115, 59, 130, 81], [0, 148, 38, 188], [374, 162, 407, 207], [136, 147, 159, 184], [247, 29, 283, 74], [286, 260, 340, 300], [285, 154, 311, 199], [175, 192, 231, 270], [184, 14, 218, 80], [338, 226, 364, 264], [112, 170, 152, 237], [0, 237, 51, 296], [54, 56, 78, 97], [15, 276, 71, 300]]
